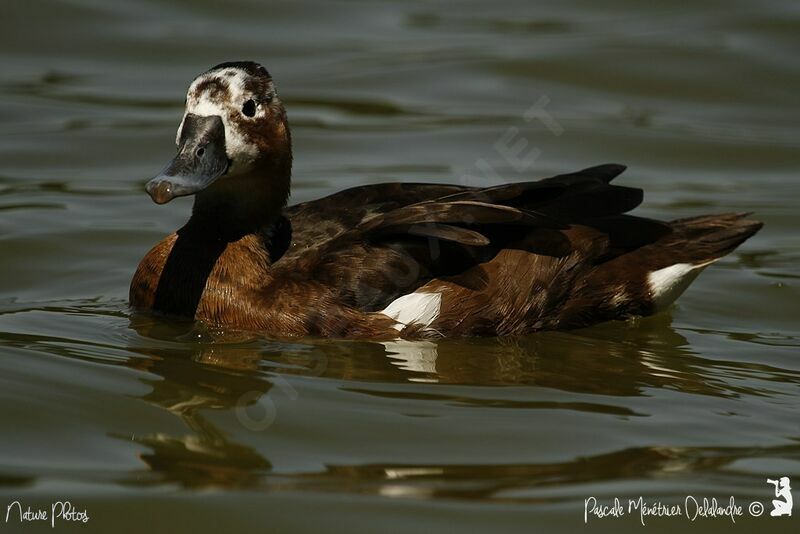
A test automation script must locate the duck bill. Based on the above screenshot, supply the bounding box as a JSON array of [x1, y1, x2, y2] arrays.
[[146, 114, 230, 204]]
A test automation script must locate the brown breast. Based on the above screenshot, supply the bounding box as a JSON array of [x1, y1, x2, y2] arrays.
[[130, 227, 400, 338], [130, 229, 272, 325]]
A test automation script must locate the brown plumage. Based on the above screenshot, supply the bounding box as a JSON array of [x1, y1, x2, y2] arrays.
[[130, 62, 763, 339]]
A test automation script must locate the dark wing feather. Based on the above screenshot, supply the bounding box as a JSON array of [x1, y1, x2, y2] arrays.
[[543, 163, 627, 184], [279, 163, 640, 268], [392, 224, 490, 247], [277, 164, 644, 311], [281, 182, 473, 262], [534, 184, 643, 218], [358, 200, 562, 235], [431, 164, 637, 216], [282, 164, 631, 255]]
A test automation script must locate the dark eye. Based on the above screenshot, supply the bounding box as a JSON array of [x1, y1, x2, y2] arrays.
[[242, 99, 257, 117]]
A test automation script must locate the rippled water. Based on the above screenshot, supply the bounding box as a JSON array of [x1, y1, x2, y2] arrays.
[[1, 1, 799, 532]]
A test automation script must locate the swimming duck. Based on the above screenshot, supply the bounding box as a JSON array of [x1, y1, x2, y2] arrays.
[[130, 61, 762, 339]]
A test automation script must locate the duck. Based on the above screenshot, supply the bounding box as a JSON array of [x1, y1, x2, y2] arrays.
[[130, 61, 763, 339]]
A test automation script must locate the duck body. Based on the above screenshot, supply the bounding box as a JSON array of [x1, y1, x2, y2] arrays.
[[130, 62, 762, 339]]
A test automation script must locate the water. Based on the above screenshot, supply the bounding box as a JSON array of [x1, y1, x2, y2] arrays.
[[1, 1, 799, 532]]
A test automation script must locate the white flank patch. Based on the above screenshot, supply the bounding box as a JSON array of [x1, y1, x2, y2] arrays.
[[648, 262, 711, 311], [381, 292, 441, 332]]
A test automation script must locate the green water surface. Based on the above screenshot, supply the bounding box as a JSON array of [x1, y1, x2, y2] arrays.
[[1, 1, 799, 532]]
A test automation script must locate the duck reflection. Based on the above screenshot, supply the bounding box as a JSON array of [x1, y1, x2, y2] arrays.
[[121, 314, 273, 489], [295, 443, 800, 501], [121, 312, 799, 495], [254, 312, 768, 399]]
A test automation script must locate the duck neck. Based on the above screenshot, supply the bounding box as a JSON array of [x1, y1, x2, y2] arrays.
[[188, 158, 291, 241]]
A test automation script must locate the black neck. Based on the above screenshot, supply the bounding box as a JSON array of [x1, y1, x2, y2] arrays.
[[188, 168, 290, 240]]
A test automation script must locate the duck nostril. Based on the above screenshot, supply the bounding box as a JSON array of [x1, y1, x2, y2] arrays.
[[196, 148, 205, 157]]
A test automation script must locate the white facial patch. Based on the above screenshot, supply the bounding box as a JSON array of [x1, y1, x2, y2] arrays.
[[177, 68, 267, 176], [648, 262, 713, 311], [381, 292, 442, 332]]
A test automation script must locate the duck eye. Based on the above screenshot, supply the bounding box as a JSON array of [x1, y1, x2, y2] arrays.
[[242, 99, 257, 117]]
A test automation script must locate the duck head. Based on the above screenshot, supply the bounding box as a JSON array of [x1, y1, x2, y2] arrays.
[[146, 61, 292, 225]]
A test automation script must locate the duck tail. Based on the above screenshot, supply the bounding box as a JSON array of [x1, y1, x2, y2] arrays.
[[637, 212, 762, 312], [667, 212, 763, 263], [558, 213, 762, 327]]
